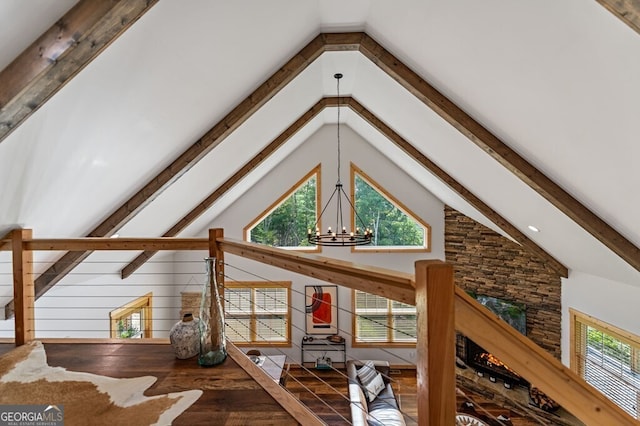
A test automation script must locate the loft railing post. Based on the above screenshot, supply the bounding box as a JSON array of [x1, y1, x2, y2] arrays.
[[209, 229, 225, 304], [415, 259, 456, 425], [12, 229, 34, 345]]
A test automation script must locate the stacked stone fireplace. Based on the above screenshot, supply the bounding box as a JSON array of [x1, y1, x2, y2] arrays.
[[445, 206, 563, 360]]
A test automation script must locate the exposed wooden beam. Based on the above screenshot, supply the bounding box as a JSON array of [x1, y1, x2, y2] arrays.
[[0, 0, 159, 144], [119, 98, 334, 278], [344, 97, 569, 278], [597, 0, 640, 35], [9, 31, 637, 317], [4, 251, 94, 319], [353, 32, 640, 273], [120, 96, 568, 279], [0, 230, 13, 251], [10, 33, 333, 316]]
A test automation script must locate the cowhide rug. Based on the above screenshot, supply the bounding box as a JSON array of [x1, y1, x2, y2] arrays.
[[0, 341, 202, 426]]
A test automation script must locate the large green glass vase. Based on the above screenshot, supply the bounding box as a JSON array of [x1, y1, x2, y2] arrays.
[[198, 257, 227, 366]]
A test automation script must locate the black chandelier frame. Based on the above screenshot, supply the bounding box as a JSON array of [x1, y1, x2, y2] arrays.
[[307, 73, 373, 247]]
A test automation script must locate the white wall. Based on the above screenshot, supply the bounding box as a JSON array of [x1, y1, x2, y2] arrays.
[[2, 122, 637, 371], [0, 251, 185, 339], [200, 124, 445, 365], [561, 271, 640, 366]]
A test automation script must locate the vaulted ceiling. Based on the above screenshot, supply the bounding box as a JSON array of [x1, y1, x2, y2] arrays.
[[1, 0, 640, 309]]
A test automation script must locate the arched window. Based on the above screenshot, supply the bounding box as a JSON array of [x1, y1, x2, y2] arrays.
[[351, 163, 430, 252], [244, 165, 320, 251]]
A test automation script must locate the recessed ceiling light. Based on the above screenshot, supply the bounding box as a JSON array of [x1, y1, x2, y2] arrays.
[[527, 225, 540, 233]]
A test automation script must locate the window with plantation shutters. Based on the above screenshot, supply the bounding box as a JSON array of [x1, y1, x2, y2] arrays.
[[224, 282, 291, 346], [353, 290, 416, 346], [570, 309, 640, 419]]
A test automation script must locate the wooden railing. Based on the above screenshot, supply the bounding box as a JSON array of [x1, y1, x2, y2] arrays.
[[2, 228, 637, 425]]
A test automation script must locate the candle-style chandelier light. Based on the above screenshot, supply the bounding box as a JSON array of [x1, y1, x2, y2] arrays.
[[307, 73, 373, 247]]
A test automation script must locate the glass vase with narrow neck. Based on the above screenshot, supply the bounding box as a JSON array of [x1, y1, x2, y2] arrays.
[[198, 257, 227, 366]]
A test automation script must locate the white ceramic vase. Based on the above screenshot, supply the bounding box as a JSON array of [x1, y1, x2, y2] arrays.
[[169, 313, 200, 359]]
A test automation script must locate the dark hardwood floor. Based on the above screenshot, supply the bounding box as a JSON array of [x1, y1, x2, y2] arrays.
[[0, 343, 579, 425], [1, 342, 297, 425]]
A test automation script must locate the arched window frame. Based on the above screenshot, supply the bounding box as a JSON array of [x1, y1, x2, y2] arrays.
[[109, 292, 152, 339], [350, 163, 431, 253], [244, 165, 321, 252]]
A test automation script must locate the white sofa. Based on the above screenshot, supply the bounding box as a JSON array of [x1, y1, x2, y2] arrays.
[[346, 360, 406, 426]]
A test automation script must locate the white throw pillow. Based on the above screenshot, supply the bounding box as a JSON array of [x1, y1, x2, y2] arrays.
[[364, 372, 385, 402], [357, 361, 378, 385]]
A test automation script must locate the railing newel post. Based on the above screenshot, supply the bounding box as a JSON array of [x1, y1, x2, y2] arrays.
[[12, 228, 34, 345], [415, 259, 456, 425]]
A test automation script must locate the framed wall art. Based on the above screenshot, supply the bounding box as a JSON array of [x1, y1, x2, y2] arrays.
[[305, 285, 338, 335]]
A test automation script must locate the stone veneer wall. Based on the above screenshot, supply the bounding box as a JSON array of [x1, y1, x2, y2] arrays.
[[445, 206, 562, 359]]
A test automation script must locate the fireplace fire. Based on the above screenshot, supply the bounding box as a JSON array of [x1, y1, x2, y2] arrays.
[[464, 338, 528, 389]]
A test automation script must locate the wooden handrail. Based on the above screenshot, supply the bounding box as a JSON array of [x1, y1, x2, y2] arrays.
[[5, 230, 635, 424], [216, 236, 636, 425], [22, 237, 209, 251], [455, 287, 636, 425], [217, 237, 415, 305], [226, 343, 325, 425]]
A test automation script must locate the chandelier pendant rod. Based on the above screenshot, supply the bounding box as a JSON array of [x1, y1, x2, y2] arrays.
[[307, 73, 373, 246]]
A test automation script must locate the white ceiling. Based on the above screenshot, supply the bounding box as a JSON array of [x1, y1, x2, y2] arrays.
[[1, 0, 639, 287]]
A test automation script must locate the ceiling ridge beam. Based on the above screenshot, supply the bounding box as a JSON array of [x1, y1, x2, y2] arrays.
[[352, 32, 640, 273], [344, 98, 569, 277], [0, 0, 159, 144], [596, 0, 640, 35]]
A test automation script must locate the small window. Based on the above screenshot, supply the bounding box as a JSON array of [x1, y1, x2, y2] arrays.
[[244, 165, 320, 251], [570, 309, 640, 418], [351, 163, 430, 252], [352, 290, 416, 347], [224, 281, 291, 346], [110, 293, 152, 339]]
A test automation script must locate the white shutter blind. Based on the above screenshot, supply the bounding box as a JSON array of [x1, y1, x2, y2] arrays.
[[575, 315, 640, 418], [391, 300, 417, 342], [255, 288, 287, 313], [226, 317, 251, 342], [256, 315, 288, 342], [355, 290, 417, 343], [225, 288, 252, 314], [356, 315, 387, 341], [224, 283, 290, 344]]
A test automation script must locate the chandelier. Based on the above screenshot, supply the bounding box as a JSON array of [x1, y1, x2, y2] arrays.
[[307, 73, 373, 247]]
